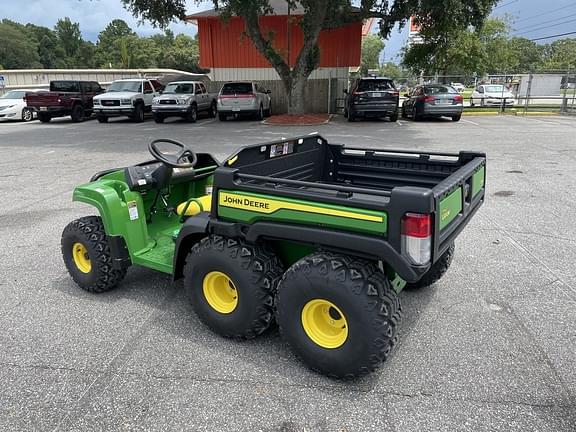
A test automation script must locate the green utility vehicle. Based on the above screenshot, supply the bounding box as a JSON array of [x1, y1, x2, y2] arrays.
[[62, 135, 486, 378]]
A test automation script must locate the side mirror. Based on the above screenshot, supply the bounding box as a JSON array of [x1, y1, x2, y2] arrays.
[[158, 90, 163, 94]]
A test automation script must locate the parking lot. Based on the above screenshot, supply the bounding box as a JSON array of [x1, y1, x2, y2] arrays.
[[1, 114, 575, 431]]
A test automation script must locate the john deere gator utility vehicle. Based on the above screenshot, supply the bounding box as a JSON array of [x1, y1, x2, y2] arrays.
[[62, 135, 486, 378]]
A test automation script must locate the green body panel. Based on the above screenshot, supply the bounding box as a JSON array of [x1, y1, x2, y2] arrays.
[[272, 240, 317, 267], [439, 187, 463, 230], [472, 166, 485, 197], [217, 190, 387, 236], [73, 170, 217, 275]]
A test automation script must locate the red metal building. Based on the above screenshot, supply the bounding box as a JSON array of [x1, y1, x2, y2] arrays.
[[186, 1, 362, 82]]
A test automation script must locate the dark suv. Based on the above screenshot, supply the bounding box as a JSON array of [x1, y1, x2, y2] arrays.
[[344, 77, 399, 122]]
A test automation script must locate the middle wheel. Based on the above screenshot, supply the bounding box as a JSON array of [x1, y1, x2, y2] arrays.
[[276, 252, 402, 379], [183, 236, 284, 339]]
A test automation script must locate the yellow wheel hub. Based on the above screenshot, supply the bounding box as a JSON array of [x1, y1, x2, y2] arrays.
[[301, 299, 348, 349], [72, 242, 92, 273], [202, 271, 238, 314]]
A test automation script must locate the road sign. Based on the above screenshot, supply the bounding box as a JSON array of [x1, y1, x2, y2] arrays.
[[0, 75, 5, 89]]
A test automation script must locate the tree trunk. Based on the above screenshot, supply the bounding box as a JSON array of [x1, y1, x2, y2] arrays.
[[288, 74, 307, 114]]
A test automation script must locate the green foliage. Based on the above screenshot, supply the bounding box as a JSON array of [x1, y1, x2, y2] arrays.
[[361, 34, 384, 75], [379, 62, 406, 79], [55, 18, 83, 66], [0, 20, 42, 69], [542, 39, 576, 71]]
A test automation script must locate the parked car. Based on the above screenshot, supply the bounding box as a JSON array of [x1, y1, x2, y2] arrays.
[[451, 82, 466, 92], [344, 77, 399, 122], [93, 78, 164, 123], [24, 81, 104, 123], [470, 84, 515, 107], [402, 84, 464, 122], [152, 81, 217, 123], [0, 89, 45, 122], [217, 82, 271, 121]]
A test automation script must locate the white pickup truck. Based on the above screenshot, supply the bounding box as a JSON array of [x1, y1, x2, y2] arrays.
[[151, 81, 217, 123], [93, 78, 164, 123]]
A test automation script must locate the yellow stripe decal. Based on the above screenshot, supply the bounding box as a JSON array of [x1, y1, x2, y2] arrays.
[[218, 192, 383, 223]]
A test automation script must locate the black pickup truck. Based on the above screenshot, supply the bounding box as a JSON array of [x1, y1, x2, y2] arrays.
[[25, 80, 104, 123]]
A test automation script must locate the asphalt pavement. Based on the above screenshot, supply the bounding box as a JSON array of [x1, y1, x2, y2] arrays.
[[0, 113, 575, 431]]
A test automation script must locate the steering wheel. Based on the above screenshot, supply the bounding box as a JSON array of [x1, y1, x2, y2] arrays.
[[148, 139, 198, 168]]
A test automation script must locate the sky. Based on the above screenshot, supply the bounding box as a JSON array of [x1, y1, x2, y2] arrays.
[[1, 0, 575, 63]]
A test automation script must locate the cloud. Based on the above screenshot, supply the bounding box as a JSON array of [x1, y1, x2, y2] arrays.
[[1, 0, 212, 40]]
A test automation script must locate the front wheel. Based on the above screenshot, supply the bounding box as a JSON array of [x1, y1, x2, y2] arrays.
[[406, 244, 455, 290], [276, 252, 402, 379], [184, 236, 284, 339], [61, 216, 127, 293], [133, 103, 145, 123], [208, 102, 217, 118], [97, 115, 108, 123], [71, 104, 85, 122], [256, 104, 264, 121], [186, 104, 197, 123], [21, 108, 34, 122], [153, 113, 165, 124]]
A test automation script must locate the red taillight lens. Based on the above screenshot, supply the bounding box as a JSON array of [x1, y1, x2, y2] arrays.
[[454, 95, 463, 103], [402, 213, 431, 238], [389, 90, 399, 97], [423, 96, 435, 104]]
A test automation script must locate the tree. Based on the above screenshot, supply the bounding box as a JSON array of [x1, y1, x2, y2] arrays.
[[121, 0, 498, 113], [361, 34, 384, 75], [542, 39, 576, 71], [159, 34, 205, 72], [0, 20, 42, 69], [54, 18, 83, 66], [96, 20, 136, 67], [379, 62, 406, 80]]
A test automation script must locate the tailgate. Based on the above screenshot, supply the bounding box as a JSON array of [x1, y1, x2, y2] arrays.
[[25, 92, 60, 107], [432, 155, 486, 260]]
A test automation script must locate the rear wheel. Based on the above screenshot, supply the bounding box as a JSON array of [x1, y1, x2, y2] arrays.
[[208, 102, 217, 118], [452, 114, 462, 122], [276, 252, 402, 379], [184, 236, 284, 339], [70, 104, 85, 122], [412, 106, 422, 121], [21, 108, 33, 122], [97, 115, 108, 123], [389, 111, 398, 122], [61, 216, 127, 293], [347, 109, 356, 122], [38, 112, 51, 123], [406, 244, 455, 290]]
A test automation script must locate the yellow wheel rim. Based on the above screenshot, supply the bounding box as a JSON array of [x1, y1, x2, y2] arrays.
[[301, 299, 348, 349], [72, 242, 92, 274], [202, 271, 238, 314]]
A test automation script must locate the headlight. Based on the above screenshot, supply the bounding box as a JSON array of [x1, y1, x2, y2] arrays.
[[93, 99, 100, 105], [0, 105, 15, 111], [152, 98, 159, 104], [121, 98, 132, 105], [177, 97, 191, 105]]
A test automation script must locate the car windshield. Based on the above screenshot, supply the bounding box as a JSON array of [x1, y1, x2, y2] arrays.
[[425, 85, 458, 95], [221, 83, 253, 95], [50, 81, 80, 92], [357, 79, 394, 91], [163, 83, 194, 94], [107, 81, 142, 92], [484, 85, 505, 92], [0, 91, 25, 99]]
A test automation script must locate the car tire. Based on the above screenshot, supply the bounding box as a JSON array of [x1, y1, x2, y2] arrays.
[[344, 108, 348, 118], [469, 98, 475, 107], [38, 112, 51, 123], [61, 216, 127, 293], [70, 104, 85, 122], [21, 108, 34, 122], [186, 104, 198, 123], [183, 236, 284, 339], [133, 103, 145, 123], [347, 109, 356, 122], [389, 112, 398, 122], [208, 102, 217, 118], [405, 244, 455, 290], [276, 252, 402, 379], [412, 106, 421, 121], [265, 103, 272, 117], [452, 114, 462, 122], [153, 113, 165, 124], [219, 114, 227, 121], [97, 116, 108, 123], [256, 104, 264, 121], [401, 106, 407, 119]]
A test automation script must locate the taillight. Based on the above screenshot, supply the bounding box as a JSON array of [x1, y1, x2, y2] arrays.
[[454, 95, 463, 103], [423, 96, 435, 104], [388, 90, 399, 97], [401, 213, 432, 265]]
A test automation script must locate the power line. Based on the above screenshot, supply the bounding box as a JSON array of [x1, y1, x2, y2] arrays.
[[513, 1, 576, 24], [514, 12, 576, 33], [530, 30, 576, 41], [515, 17, 576, 36], [494, 0, 519, 10]]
